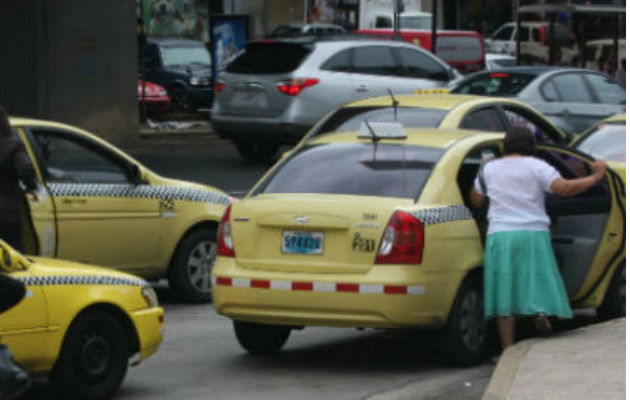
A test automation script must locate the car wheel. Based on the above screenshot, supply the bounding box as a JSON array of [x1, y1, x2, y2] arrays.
[[233, 140, 279, 164], [169, 228, 215, 303], [233, 321, 291, 355], [597, 263, 625, 320], [439, 274, 487, 365], [169, 86, 192, 113], [51, 311, 129, 400]]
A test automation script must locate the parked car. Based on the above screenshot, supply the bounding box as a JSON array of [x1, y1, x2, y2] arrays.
[[0, 239, 163, 399], [572, 113, 626, 182], [450, 67, 626, 135], [369, 11, 433, 29], [212, 125, 625, 364], [268, 23, 346, 37], [211, 36, 458, 162], [10, 116, 232, 302], [355, 28, 486, 74], [297, 93, 568, 147], [141, 37, 213, 112], [137, 79, 171, 115], [485, 53, 516, 70]]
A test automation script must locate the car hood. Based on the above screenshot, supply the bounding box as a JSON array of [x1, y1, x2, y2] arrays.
[[26, 256, 147, 284]]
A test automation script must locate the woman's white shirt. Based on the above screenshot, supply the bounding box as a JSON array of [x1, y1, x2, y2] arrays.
[[474, 156, 560, 235]]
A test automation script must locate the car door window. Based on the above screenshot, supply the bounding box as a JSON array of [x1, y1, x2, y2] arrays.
[[30, 130, 129, 183], [494, 26, 513, 41], [396, 48, 448, 80], [519, 27, 530, 42], [548, 73, 592, 103], [352, 46, 398, 76], [540, 80, 561, 102], [583, 73, 625, 104], [321, 49, 352, 72], [460, 108, 505, 132]]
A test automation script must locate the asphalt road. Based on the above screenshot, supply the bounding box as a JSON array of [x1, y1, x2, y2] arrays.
[[19, 138, 600, 400]]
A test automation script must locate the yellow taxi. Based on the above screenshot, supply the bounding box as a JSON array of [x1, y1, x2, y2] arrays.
[[11, 117, 232, 302], [212, 124, 625, 365], [296, 93, 568, 146], [572, 114, 626, 182], [0, 239, 163, 399]]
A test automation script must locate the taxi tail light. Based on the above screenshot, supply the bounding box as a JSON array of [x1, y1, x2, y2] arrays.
[[217, 205, 235, 257], [375, 210, 424, 265], [276, 78, 319, 96]]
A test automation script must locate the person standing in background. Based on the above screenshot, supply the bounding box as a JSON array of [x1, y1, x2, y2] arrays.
[[0, 106, 38, 253]]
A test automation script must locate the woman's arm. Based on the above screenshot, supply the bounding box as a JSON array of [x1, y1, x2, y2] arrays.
[[469, 186, 486, 209], [550, 159, 607, 197]]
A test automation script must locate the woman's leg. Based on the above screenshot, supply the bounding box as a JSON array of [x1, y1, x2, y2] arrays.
[[497, 316, 515, 350]]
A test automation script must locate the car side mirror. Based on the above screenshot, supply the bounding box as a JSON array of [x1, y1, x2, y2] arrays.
[[0, 241, 27, 272]]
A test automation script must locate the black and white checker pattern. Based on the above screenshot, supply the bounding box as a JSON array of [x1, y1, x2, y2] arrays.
[[17, 275, 147, 287], [48, 183, 231, 206], [410, 205, 473, 226]]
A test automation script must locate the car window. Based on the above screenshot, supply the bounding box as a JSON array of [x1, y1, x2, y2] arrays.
[[547, 73, 592, 103], [396, 48, 448, 80], [451, 73, 536, 96], [29, 130, 129, 183], [352, 46, 398, 76], [583, 73, 625, 104], [312, 106, 448, 137], [540, 80, 561, 102], [226, 42, 312, 74], [460, 108, 505, 131], [161, 45, 211, 67], [375, 16, 392, 28], [257, 143, 444, 199], [532, 27, 540, 43], [321, 49, 352, 72], [502, 106, 560, 144], [494, 26, 514, 41], [519, 27, 531, 42], [575, 123, 626, 162]]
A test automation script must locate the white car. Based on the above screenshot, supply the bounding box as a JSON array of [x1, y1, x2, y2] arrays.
[[485, 53, 516, 70]]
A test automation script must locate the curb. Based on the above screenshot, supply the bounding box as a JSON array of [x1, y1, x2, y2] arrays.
[[481, 339, 538, 400]]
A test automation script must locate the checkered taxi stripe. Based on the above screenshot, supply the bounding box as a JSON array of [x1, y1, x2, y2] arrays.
[[410, 205, 473, 225], [212, 277, 425, 295], [16, 275, 147, 287], [48, 183, 231, 205]]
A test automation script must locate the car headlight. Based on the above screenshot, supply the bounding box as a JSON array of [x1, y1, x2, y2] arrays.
[[141, 286, 159, 308], [190, 76, 210, 86]]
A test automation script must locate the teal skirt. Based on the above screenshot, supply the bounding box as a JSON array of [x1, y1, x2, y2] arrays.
[[484, 230, 573, 320]]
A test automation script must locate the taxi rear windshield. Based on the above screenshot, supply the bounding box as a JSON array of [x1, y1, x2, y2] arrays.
[[312, 106, 447, 138], [257, 143, 444, 199], [451, 73, 537, 96]]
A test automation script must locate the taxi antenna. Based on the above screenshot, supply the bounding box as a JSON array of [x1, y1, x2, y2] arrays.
[[387, 88, 399, 121]]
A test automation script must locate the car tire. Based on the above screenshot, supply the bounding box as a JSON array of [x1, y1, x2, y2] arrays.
[[50, 311, 129, 400], [233, 321, 291, 355], [233, 140, 279, 164], [169, 228, 216, 303], [597, 263, 625, 320], [169, 86, 192, 113], [438, 274, 487, 365]]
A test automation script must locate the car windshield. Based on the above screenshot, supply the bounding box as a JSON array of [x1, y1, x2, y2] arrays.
[[257, 143, 444, 199], [226, 42, 312, 74], [400, 15, 432, 29], [490, 58, 517, 68], [451, 73, 536, 96], [161, 45, 211, 67], [311, 106, 448, 139], [576, 123, 626, 162]]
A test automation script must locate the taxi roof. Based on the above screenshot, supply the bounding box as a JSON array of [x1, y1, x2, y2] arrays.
[[9, 116, 77, 130], [310, 127, 502, 149], [342, 93, 502, 110], [602, 113, 626, 124]]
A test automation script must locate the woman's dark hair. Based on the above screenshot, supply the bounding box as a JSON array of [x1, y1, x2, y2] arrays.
[[503, 126, 536, 156], [0, 106, 12, 139]]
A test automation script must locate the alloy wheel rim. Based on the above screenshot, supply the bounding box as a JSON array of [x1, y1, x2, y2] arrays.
[[459, 290, 484, 351], [187, 240, 216, 293]]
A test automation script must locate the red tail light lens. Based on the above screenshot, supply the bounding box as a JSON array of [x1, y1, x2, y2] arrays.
[[375, 210, 424, 265], [215, 80, 226, 92], [276, 78, 319, 96], [217, 205, 235, 257]]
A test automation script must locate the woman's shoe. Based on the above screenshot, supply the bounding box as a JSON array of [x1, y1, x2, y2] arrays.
[[534, 314, 553, 336]]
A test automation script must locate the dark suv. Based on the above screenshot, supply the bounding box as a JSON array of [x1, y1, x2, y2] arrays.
[[142, 37, 213, 112]]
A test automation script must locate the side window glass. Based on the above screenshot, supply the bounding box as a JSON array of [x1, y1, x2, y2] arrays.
[[494, 26, 513, 41], [584, 73, 625, 104], [532, 28, 540, 43], [460, 108, 504, 132], [397, 48, 447, 80], [549, 73, 592, 103], [31, 130, 129, 184], [519, 27, 530, 42], [321, 49, 352, 72], [352, 46, 398, 76], [375, 16, 392, 28], [503, 107, 558, 144], [540, 80, 561, 102]]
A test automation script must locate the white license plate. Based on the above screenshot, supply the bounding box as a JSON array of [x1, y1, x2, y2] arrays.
[[282, 230, 324, 255], [230, 90, 268, 108]]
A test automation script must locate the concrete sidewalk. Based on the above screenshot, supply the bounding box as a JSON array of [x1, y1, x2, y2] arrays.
[[482, 318, 626, 400]]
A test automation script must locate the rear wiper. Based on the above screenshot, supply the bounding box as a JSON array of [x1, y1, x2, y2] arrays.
[[364, 119, 380, 163], [387, 88, 399, 122]]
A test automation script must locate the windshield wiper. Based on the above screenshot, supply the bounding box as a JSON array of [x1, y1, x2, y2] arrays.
[[387, 88, 399, 122]]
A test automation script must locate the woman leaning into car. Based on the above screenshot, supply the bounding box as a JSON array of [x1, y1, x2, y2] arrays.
[[470, 126, 607, 354]]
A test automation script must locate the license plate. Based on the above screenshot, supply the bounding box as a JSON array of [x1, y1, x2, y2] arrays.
[[230, 90, 268, 108], [282, 230, 324, 255]]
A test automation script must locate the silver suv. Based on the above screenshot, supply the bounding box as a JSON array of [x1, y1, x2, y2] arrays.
[[211, 36, 459, 162]]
